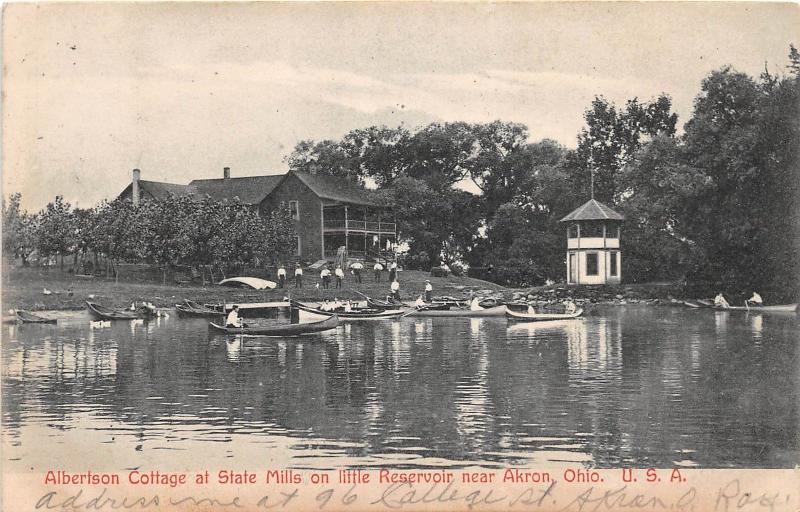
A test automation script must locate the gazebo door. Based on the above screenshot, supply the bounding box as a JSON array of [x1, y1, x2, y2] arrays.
[[569, 253, 578, 284]]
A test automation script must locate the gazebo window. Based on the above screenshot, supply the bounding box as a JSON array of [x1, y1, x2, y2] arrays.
[[607, 225, 620, 239], [568, 224, 579, 238], [586, 253, 599, 276], [610, 252, 618, 276], [582, 222, 604, 237]]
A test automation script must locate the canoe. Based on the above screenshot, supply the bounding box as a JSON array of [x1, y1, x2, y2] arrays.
[[366, 297, 409, 310], [291, 300, 407, 320], [209, 315, 339, 336], [14, 310, 58, 324], [218, 277, 276, 290], [86, 301, 154, 321], [506, 308, 584, 321], [702, 302, 798, 313], [407, 305, 507, 318]]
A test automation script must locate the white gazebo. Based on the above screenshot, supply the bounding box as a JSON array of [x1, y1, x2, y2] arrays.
[[559, 199, 624, 285]]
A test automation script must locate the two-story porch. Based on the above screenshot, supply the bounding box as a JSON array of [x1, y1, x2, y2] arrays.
[[322, 204, 396, 259]]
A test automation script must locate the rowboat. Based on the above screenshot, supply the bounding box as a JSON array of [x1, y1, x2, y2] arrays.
[[14, 310, 58, 324], [506, 308, 584, 321], [209, 315, 339, 336], [86, 301, 154, 321], [406, 305, 507, 318], [175, 300, 224, 318], [290, 300, 407, 320]]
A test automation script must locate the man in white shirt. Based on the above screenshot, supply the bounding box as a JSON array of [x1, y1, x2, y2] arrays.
[[294, 264, 303, 288], [390, 279, 401, 300], [424, 280, 433, 302], [226, 305, 243, 328], [746, 292, 763, 306], [320, 267, 330, 289], [277, 264, 287, 289], [350, 261, 364, 283], [334, 266, 345, 289], [714, 293, 729, 308], [373, 262, 384, 282]]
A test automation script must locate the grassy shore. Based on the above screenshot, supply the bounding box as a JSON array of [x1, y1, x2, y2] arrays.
[[1, 265, 507, 311]]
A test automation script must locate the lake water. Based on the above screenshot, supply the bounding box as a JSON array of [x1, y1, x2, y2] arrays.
[[2, 306, 798, 472]]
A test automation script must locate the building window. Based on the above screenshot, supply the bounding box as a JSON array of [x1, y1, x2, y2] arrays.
[[581, 222, 604, 237], [607, 224, 619, 239], [289, 200, 299, 220], [295, 236, 301, 256], [586, 253, 599, 276], [568, 224, 579, 238], [610, 251, 618, 276]]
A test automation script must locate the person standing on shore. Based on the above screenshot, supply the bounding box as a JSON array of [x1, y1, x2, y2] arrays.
[[294, 264, 303, 288], [373, 262, 384, 282], [320, 267, 331, 289], [335, 266, 344, 289], [350, 261, 363, 283], [277, 264, 286, 289], [424, 280, 433, 302], [389, 261, 397, 282]]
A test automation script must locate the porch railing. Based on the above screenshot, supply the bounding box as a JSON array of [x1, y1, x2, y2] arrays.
[[323, 220, 396, 233]]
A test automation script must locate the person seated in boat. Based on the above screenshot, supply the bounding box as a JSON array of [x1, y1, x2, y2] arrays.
[[413, 295, 425, 308], [746, 292, 763, 306], [344, 301, 353, 313], [390, 279, 401, 300], [424, 280, 433, 302], [527, 304, 537, 315], [469, 297, 484, 311], [564, 300, 577, 314], [226, 305, 244, 328], [714, 293, 730, 308]]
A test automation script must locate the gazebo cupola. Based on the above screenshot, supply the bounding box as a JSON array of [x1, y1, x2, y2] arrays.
[[559, 199, 624, 285]]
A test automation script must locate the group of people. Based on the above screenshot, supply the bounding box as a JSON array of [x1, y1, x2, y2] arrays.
[[714, 291, 763, 308], [274, 260, 402, 291]]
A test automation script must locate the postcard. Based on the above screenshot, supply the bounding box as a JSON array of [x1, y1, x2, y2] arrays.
[[2, 2, 799, 511]]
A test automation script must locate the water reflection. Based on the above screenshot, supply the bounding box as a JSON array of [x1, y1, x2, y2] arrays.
[[2, 308, 798, 471]]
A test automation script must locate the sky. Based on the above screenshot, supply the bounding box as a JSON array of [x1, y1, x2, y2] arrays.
[[3, 2, 799, 211]]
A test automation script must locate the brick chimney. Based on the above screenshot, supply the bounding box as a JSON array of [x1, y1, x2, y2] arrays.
[[223, 167, 231, 179], [132, 168, 141, 205]]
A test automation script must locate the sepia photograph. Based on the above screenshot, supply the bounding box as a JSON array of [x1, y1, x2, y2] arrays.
[[2, 2, 799, 510]]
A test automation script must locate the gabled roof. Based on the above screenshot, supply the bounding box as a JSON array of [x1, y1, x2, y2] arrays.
[[559, 199, 624, 222], [189, 175, 284, 205], [290, 170, 380, 206], [118, 180, 196, 201]]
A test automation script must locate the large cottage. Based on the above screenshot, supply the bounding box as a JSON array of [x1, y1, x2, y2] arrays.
[[118, 168, 396, 262]]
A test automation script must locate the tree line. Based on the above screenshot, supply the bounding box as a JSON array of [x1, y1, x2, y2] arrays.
[[286, 49, 799, 300], [2, 193, 297, 283], [3, 48, 798, 299]]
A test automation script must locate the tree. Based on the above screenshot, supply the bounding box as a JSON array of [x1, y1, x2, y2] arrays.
[[92, 199, 142, 280], [2, 193, 37, 265], [35, 196, 75, 270], [138, 195, 192, 283], [572, 95, 678, 202]]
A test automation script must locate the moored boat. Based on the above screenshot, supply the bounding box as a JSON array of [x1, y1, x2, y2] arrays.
[[175, 300, 224, 318], [209, 314, 339, 336], [290, 300, 407, 320], [86, 301, 154, 321], [406, 305, 507, 318], [505, 307, 584, 321], [14, 310, 58, 324]]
